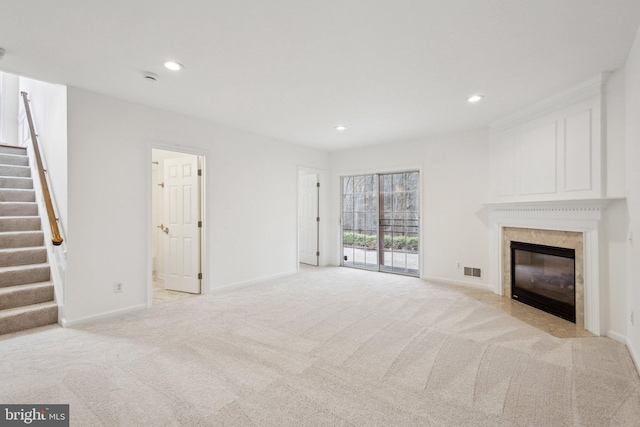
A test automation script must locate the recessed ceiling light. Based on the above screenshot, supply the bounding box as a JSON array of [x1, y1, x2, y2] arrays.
[[163, 61, 183, 71], [335, 125, 347, 131], [468, 94, 483, 103]]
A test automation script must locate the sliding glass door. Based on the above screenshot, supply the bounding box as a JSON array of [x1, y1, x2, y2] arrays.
[[341, 171, 419, 276]]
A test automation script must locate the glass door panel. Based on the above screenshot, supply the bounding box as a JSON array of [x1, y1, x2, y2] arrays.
[[341, 174, 378, 270], [379, 172, 419, 275]]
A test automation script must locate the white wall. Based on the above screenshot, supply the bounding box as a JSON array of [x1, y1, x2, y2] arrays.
[[602, 68, 629, 339], [605, 69, 626, 197], [624, 26, 640, 368], [0, 72, 19, 145], [18, 77, 68, 235], [603, 200, 629, 338], [65, 87, 328, 324], [328, 129, 491, 288]]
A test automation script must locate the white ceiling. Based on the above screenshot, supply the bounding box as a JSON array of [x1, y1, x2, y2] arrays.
[[1, 1, 639, 151]]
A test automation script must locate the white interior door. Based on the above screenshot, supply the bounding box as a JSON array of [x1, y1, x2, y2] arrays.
[[164, 156, 201, 293], [299, 173, 319, 266]]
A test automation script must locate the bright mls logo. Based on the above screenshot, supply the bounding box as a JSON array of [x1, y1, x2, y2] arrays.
[[0, 405, 68, 426]]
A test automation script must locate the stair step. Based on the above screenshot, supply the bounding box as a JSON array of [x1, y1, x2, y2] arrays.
[[0, 301, 57, 335], [0, 231, 44, 248], [0, 263, 50, 288], [0, 202, 38, 217], [0, 217, 41, 232], [0, 246, 47, 267], [0, 177, 33, 189], [0, 282, 53, 310], [0, 145, 27, 156], [0, 165, 31, 178], [0, 189, 35, 202], [0, 153, 29, 167]]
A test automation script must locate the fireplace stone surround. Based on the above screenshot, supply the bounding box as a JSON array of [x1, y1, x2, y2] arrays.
[[487, 198, 620, 336]]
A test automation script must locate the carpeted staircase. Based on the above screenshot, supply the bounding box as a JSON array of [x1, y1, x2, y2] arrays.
[[0, 144, 57, 335]]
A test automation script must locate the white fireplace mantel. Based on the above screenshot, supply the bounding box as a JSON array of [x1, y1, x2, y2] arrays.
[[485, 197, 624, 336]]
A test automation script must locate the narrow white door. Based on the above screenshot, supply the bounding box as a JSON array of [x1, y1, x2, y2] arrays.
[[299, 173, 319, 266], [164, 156, 201, 293]]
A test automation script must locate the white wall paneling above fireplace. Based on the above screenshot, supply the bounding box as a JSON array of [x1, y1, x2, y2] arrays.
[[489, 76, 605, 203]]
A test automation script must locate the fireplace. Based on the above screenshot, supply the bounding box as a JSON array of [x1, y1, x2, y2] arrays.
[[488, 200, 612, 335], [502, 227, 584, 329], [511, 241, 576, 323]]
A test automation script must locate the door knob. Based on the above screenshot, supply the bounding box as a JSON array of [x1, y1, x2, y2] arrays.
[[158, 224, 169, 234]]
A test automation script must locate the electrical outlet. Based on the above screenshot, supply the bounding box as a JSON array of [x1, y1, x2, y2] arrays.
[[456, 261, 461, 269], [114, 283, 123, 293]]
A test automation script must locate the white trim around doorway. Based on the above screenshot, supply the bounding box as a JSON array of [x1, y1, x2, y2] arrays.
[[147, 143, 209, 308]]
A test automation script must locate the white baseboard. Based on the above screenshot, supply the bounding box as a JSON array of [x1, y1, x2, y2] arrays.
[[606, 330, 627, 344], [626, 337, 640, 375], [210, 270, 298, 294], [61, 304, 147, 328], [423, 276, 494, 292], [604, 331, 640, 375]]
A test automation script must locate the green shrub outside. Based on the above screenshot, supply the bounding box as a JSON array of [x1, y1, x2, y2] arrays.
[[344, 232, 418, 251], [406, 237, 419, 251]]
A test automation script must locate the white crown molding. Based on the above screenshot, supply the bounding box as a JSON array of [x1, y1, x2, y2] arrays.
[[490, 74, 607, 132]]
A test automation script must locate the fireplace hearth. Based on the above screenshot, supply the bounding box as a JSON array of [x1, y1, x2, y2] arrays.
[[511, 241, 576, 323]]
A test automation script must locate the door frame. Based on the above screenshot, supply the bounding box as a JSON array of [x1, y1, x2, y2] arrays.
[[147, 144, 208, 308], [337, 165, 423, 277], [297, 166, 324, 268]]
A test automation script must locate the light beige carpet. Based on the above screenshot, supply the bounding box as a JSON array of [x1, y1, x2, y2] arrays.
[[0, 266, 639, 426]]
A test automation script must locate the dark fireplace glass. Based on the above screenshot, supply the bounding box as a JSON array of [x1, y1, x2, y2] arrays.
[[511, 242, 575, 322]]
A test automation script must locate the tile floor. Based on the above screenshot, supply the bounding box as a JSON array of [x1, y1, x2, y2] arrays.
[[152, 279, 195, 305], [463, 288, 594, 338]]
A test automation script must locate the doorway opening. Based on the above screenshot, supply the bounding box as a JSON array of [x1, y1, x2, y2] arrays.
[[151, 148, 204, 305], [298, 168, 322, 267], [341, 171, 420, 276]]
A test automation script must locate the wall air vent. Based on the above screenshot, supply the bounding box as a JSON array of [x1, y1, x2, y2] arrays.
[[464, 267, 481, 278]]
